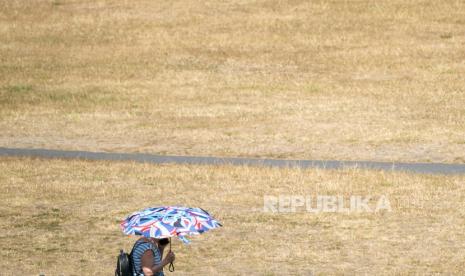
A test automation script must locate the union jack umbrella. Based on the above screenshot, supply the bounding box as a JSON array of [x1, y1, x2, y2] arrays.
[[120, 206, 222, 244]]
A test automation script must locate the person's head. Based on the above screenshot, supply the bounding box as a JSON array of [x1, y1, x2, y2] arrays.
[[159, 238, 170, 246]]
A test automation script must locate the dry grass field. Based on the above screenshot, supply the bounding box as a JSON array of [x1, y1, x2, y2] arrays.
[[1, 1, 465, 275], [1, 0, 465, 163], [1, 157, 465, 275]]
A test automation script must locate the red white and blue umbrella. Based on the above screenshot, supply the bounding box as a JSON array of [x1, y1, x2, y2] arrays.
[[120, 206, 222, 244]]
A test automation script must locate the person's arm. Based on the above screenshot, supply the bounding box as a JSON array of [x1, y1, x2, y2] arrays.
[[141, 250, 175, 276]]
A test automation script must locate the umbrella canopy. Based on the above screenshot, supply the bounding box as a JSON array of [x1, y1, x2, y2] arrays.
[[120, 206, 222, 244]]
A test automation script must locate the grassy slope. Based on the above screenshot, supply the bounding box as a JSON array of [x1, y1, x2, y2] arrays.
[[0, 0, 464, 163], [1, 157, 464, 274]]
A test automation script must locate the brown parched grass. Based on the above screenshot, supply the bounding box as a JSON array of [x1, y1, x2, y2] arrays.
[[1, 0, 465, 163], [1, 157, 464, 275], [1, 1, 465, 275]]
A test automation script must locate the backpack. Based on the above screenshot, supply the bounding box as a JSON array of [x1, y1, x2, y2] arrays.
[[115, 249, 132, 276]]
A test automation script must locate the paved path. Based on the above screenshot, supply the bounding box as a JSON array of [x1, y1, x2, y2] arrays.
[[1, 147, 465, 175]]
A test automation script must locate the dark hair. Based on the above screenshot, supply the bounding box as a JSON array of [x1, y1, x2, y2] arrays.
[[159, 238, 170, 246]]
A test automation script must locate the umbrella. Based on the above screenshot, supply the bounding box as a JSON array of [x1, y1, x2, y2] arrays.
[[120, 206, 222, 244], [121, 206, 222, 272]]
